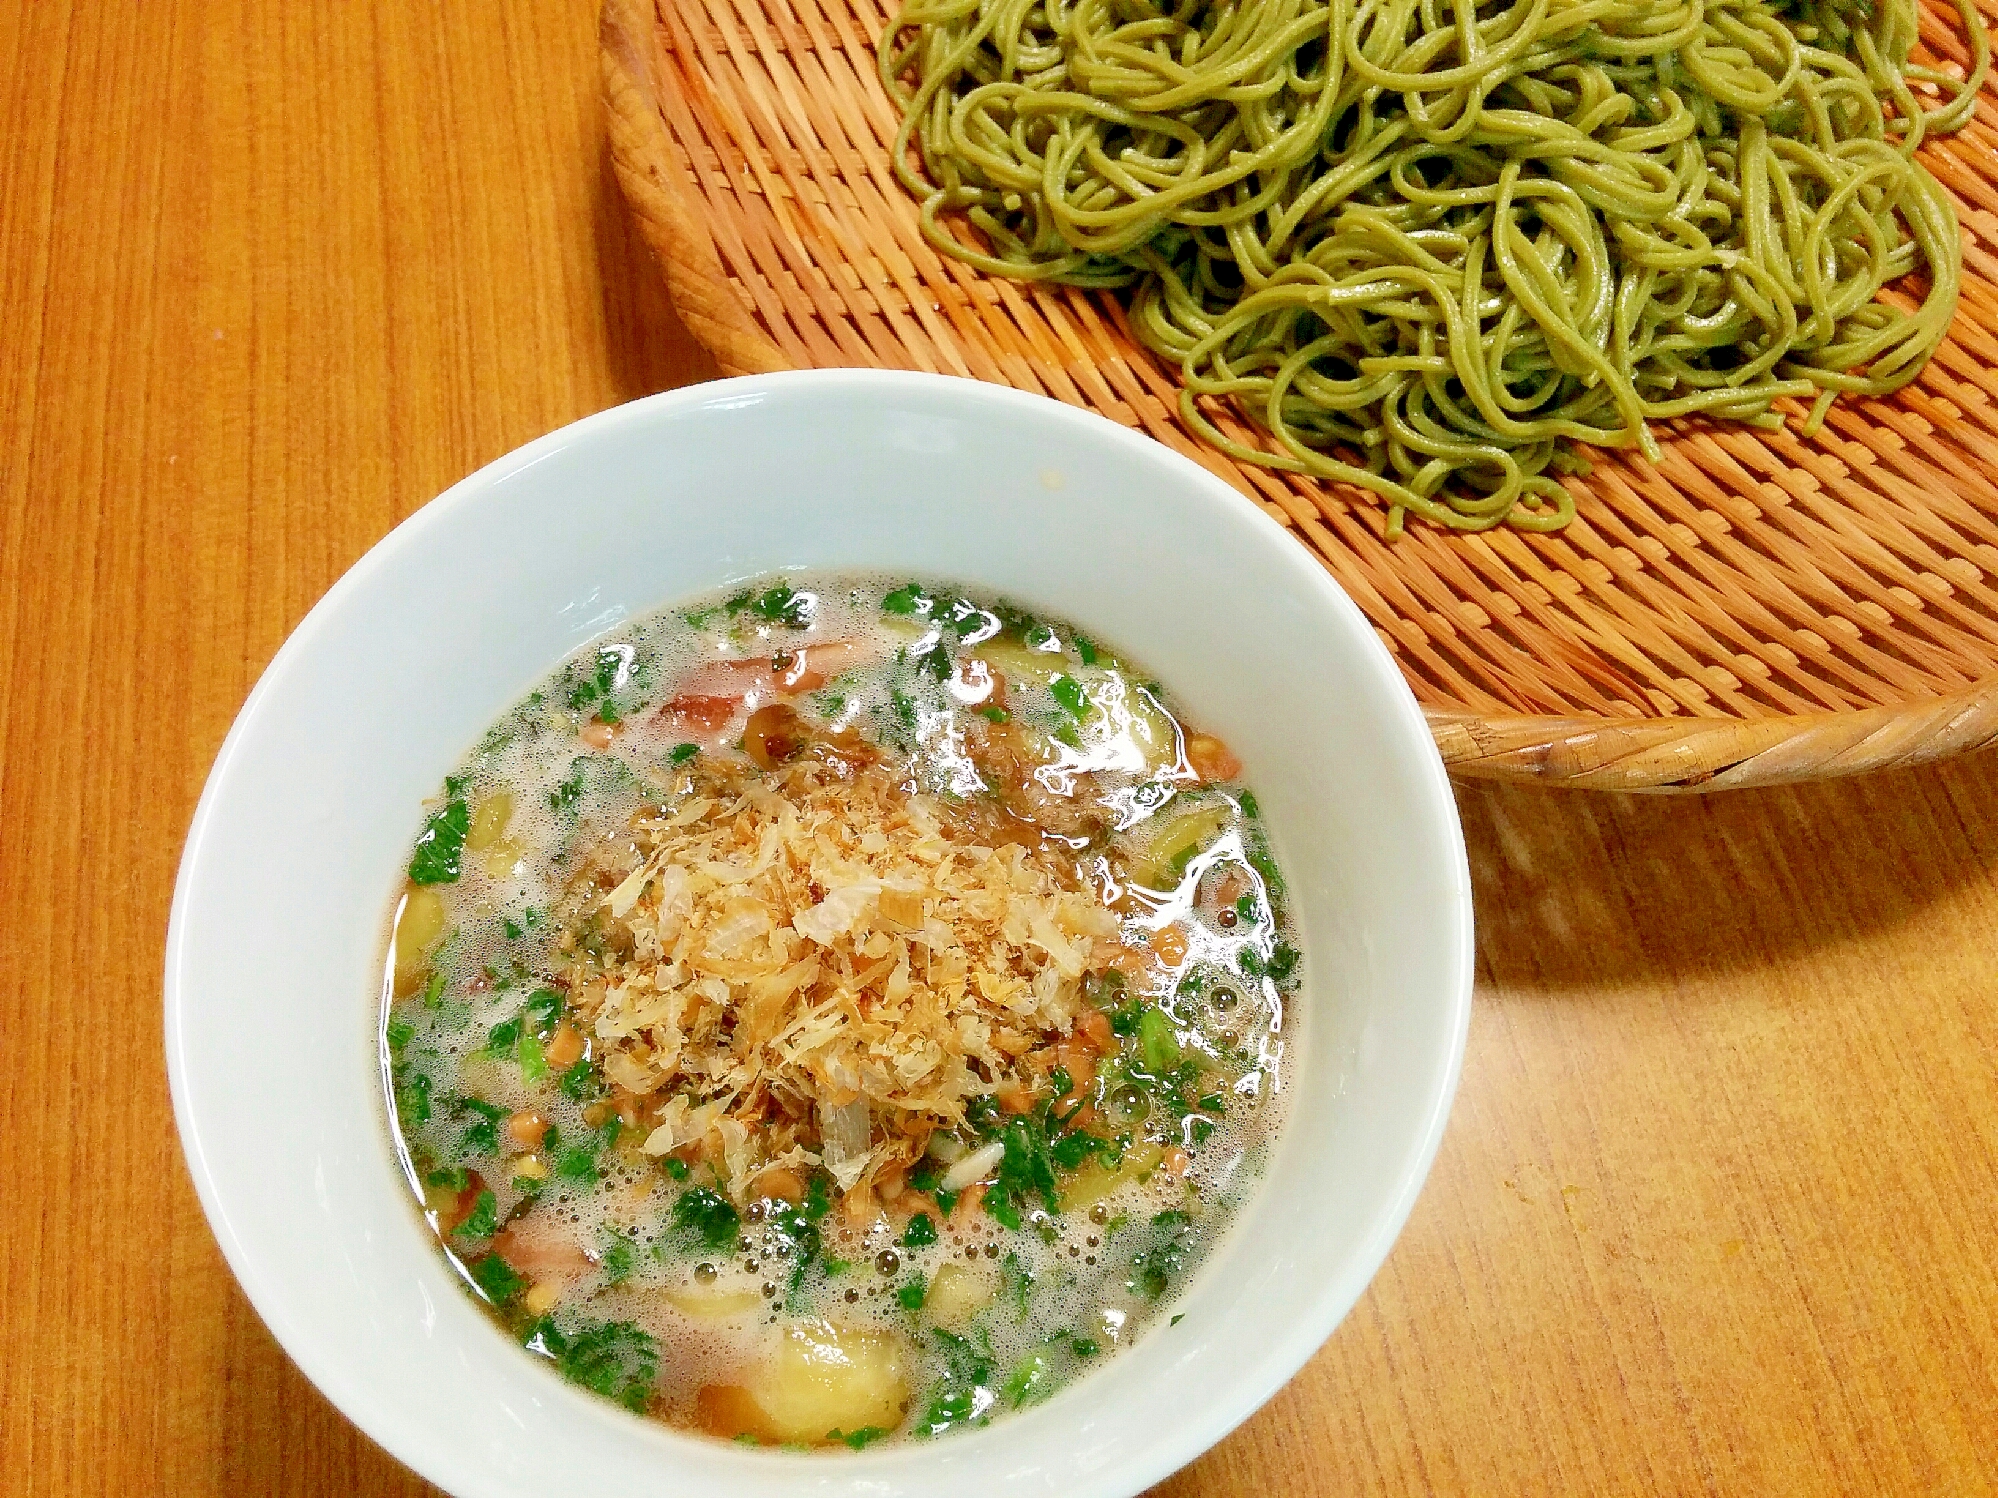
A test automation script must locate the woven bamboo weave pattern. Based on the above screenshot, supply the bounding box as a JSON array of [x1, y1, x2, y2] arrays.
[[602, 0, 1998, 788]]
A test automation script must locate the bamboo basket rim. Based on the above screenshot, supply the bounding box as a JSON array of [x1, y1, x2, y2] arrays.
[[600, 0, 1998, 791]]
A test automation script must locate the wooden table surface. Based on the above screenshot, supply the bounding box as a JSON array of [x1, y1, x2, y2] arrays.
[[4, 4, 1995, 1493]]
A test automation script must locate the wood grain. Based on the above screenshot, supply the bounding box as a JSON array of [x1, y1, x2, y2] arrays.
[[0, 3, 1991, 1494]]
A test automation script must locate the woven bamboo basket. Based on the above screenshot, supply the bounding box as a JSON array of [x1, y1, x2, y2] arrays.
[[601, 0, 1998, 789]]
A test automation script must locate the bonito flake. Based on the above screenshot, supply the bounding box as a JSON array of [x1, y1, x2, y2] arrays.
[[557, 757, 1120, 1203]]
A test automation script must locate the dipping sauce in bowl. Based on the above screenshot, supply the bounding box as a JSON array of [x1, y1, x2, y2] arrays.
[[383, 574, 1299, 1446]]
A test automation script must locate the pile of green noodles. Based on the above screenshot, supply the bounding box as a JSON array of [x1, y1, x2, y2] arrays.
[[880, 0, 1989, 532]]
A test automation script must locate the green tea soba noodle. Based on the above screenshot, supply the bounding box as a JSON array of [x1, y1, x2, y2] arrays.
[[880, 0, 1989, 533]]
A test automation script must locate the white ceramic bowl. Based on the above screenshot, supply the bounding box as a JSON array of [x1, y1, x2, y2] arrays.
[[166, 370, 1472, 1498]]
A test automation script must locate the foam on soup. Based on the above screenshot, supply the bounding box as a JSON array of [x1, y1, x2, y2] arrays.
[[380, 575, 1299, 1445]]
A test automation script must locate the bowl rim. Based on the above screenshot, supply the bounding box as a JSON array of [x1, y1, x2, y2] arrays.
[[165, 368, 1474, 1498]]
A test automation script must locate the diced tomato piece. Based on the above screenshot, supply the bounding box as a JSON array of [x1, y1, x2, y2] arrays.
[[492, 1214, 590, 1280], [694, 1384, 778, 1443], [658, 693, 739, 731], [1185, 734, 1241, 782]]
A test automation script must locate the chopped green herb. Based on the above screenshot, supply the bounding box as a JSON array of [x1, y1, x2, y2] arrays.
[[1170, 1314, 1185, 1327], [558, 1057, 601, 1102], [602, 1231, 637, 1286], [523, 988, 563, 1034], [1074, 635, 1099, 666], [426, 1165, 470, 1191], [470, 1253, 524, 1305], [902, 1212, 938, 1248], [1048, 1130, 1104, 1170], [919, 1328, 998, 1436], [385, 1018, 414, 1053], [1266, 941, 1300, 984], [548, 758, 587, 812], [1197, 1093, 1226, 1114], [1070, 1335, 1100, 1357], [663, 1156, 690, 1181], [766, 1174, 833, 1305], [409, 798, 469, 885], [501, 917, 523, 940], [1246, 842, 1285, 896], [1152, 1209, 1193, 1228], [896, 1278, 927, 1311], [1085, 968, 1127, 1005], [1138, 1007, 1184, 1075], [914, 642, 952, 681], [1129, 1217, 1194, 1300], [672, 1187, 740, 1251], [908, 1161, 961, 1216], [1000, 1349, 1052, 1408], [964, 1095, 1003, 1136], [524, 1317, 658, 1413], [730, 583, 813, 628], [393, 1069, 433, 1125], [1000, 1250, 1034, 1319], [601, 647, 647, 724], [883, 583, 931, 616], [515, 1033, 547, 1083], [556, 1145, 600, 1184], [1050, 675, 1090, 719], [446, 1091, 501, 1152], [936, 596, 988, 636], [985, 1116, 1058, 1231], [567, 647, 632, 718], [455, 1190, 498, 1241], [977, 706, 1011, 724], [420, 971, 447, 1008], [835, 1426, 889, 1450], [668, 742, 700, 765]]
